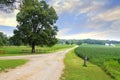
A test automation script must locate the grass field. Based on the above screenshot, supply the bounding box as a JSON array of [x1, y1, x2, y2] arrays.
[[75, 44, 120, 80], [60, 50, 112, 80], [0, 44, 74, 56], [0, 59, 28, 72]]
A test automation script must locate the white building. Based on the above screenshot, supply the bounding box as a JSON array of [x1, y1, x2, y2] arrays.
[[105, 43, 115, 47]]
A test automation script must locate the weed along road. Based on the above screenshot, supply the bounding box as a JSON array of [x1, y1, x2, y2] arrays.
[[0, 48, 75, 80]]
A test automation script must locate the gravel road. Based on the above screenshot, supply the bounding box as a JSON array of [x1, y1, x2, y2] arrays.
[[0, 48, 75, 80]]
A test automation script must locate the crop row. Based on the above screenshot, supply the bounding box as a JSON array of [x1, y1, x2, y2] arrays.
[[75, 45, 120, 80]]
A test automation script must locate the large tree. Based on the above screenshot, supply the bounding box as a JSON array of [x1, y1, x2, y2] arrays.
[[13, 0, 58, 53]]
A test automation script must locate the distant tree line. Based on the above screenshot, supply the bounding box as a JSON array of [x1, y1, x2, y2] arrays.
[[58, 39, 120, 45], [1, 32, 120, 46]]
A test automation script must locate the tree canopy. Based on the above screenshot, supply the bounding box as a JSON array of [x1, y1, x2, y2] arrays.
[[0, 0, 17, 13], [12, 0, 58, 53]]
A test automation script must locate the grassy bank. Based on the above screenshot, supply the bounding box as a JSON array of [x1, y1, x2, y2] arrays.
[[0, 44, 75, 56], [75, 45, 120, 80], [0, 59, 28, 72], [60, 50, 112, 80]]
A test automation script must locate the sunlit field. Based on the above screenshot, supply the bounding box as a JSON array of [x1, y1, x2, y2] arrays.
[[0, 59, 28, 72], [0, 44, 75, 56], [75, 44, 120, 80]]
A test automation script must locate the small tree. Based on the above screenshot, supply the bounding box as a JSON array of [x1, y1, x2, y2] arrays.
[[13, 0, 58, 53], [0, 32, 8, 46]]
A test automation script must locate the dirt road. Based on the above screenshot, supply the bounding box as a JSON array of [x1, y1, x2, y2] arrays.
[[0, 48, 74, 80]]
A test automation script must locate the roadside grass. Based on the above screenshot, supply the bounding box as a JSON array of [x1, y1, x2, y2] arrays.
[[0, 44, 75, 56], [75, 45, 120, 80], [36, 44, 75, 53], [60, 50, 112, 80], [0, 59, 28, 72]]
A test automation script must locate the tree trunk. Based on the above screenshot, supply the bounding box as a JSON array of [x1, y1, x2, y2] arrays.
[[31, 43, 35, 53]]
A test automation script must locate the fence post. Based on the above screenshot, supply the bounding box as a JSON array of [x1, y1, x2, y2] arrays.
[[83, 56, 87, 67]]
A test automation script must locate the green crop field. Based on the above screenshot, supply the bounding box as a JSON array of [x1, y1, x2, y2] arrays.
[[60, 50, 112, 80], [0, 44, 74, 56], [0, 59, 28, 72], [75, 44, 120, 80]]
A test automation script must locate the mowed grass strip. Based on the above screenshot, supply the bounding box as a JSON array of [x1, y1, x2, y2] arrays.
[[0, 59, 28, 72], [60, 50, 112, 80], [0, 44, 75, 56]]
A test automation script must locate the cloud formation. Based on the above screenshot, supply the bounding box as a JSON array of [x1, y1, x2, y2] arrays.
[[91, 7, 120, 22], [57, 29, 110, 40], [52, 0, 120, 40], [0, 0, 120, 40], [49, 0, 108, 15], [0, 10, 18, 27], [49, 0, 83, 14]]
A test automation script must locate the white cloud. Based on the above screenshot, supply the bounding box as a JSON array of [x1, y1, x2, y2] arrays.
[[49, 0, 83, 14], [0, 10, 18, 27], [49, 0, 108, 15], [56, 28, 111, 40], [57, 31, 109, 40], [79, 6, 120, 32], [57, 28, 71, 37], [56, 24, 120, 40], [91, 7, 120, 22], [108, 20, 120, 37], [48, 0, 120, 40], [77, 0, 106, 16], [0, 0, 120, 40]]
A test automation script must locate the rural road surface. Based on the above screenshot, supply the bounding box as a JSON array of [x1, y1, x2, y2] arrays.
[[0, 47, 75, 80]]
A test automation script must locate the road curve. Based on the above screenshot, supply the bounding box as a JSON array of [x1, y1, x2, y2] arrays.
[[0, 47, 76, 80]]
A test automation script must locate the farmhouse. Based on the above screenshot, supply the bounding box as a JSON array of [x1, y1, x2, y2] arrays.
[[105, 43, 115, 47]]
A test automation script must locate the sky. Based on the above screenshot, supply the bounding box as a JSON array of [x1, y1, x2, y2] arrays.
[[0, 0, 120, 40]]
